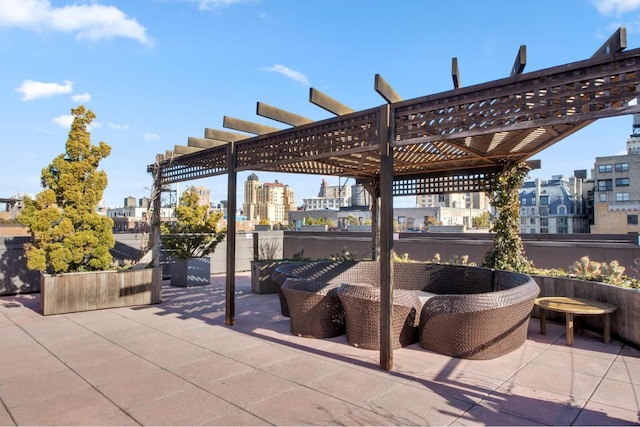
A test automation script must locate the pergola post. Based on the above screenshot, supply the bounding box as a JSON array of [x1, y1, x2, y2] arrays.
[[151, 165, 162, 270], [225, 141, 237, 326], [379, 103, 394, 371]]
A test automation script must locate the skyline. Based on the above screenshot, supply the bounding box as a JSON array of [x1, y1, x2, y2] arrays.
[[2, 0, 640, 208]]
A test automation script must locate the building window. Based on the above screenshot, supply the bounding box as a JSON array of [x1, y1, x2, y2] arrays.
[[540, 227, 549, 234], [616, 177, 630, 186], [598, 164, 612, 173], [558, 206, 567, 215], [520, 218, 526, 225], [615, 163, 629, 172], [597, 179, 613, 191], [539, 206, 549, 216], [540, 195, 549, 205], [530, 207, 536, 215], [616, 192, 630, 201], [628, 215, 639, 225], [599, 193, 607, 202], [530, 218, 536, 225]]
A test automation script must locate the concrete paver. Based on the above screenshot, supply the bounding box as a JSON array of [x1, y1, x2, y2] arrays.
[[0, 271, 638, 426]]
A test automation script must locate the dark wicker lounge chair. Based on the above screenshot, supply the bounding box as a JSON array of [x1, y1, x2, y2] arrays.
[[280, 278, 345, 338], [273, 261, 540, 359], [337, 282, 421, 350], [417, 265, 540, 359]]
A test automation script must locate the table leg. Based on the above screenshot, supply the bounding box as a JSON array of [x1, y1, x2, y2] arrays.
[[539, 308, 546, 335], [603, 313, 611, 344], [566, 313, 574, 346]]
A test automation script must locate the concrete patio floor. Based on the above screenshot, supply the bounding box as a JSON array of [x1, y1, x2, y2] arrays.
[[0, 272, 639, 426]]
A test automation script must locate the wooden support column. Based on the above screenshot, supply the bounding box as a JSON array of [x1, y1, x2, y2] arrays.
[[151, 164, 162, 270], [225, 141, 237, 326], [378, 103, 394, 371]]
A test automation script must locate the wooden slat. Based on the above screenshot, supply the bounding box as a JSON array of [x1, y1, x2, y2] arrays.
[[223, 116, 280, 135], [204, 128, 249, 142], [452, 57, 461, 89], [511, 45, 526, 77], [188, 136, 228, 149], [256, 102, 313, 126], [374, 74, 402, 103], [309, 88, 354, 115], [174, 145, 202, 155], [592, 27, 626, 58]]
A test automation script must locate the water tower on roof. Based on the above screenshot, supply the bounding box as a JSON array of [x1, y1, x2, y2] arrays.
[[627, 114, 640, 154]]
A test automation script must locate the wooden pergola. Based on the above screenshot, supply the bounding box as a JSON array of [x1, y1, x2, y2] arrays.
[[149, 28, 640, 370]]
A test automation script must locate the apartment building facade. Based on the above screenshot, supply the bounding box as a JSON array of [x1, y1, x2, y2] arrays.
[[518, 175, 590, 234]]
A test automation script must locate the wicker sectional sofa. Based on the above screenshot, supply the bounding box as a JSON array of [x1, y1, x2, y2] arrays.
[[272, 261, 540, 359]]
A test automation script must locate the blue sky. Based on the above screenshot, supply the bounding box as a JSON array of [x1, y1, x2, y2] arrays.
[[2, 0, 640, 208]]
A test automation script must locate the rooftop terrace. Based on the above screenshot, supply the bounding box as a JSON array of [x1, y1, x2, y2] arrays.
[[0, 273, 638, 425]]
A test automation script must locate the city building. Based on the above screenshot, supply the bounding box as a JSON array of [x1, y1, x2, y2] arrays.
[[242, 173, 296, 223], [302, 179, 371, 211], [416, 192, 491, 229], [518, 174, 590, 234], [591, 116, 640, 233]]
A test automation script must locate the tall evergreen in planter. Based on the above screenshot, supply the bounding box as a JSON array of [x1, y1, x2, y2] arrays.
[[161, 187, 226, 286], [18, 106, 115, 273]]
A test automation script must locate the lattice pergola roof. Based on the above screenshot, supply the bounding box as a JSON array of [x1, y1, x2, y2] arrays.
[[150, 29, 640, 197], [148, 29, 640, 371]]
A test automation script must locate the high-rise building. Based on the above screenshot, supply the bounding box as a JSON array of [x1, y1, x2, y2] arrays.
[[242, 174, 296, 223]]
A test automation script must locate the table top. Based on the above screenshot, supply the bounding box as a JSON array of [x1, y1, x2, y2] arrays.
[[535, 296, 617, 315]]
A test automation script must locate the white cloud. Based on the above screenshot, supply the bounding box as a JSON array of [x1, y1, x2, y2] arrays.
[[52, 115, 101, 130], [144, 133, 160, 141], [16, 79, 72, 101], [71, 92, 91, 102], [593, 0, 640, 14], [52, 114, 73, 128], [109, 122, 129, 130], [195, 0, 252, 11], [264, 64, 309, 86], [0, 0, 152, 45]]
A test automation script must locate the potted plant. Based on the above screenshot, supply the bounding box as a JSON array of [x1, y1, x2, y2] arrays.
[[18, 106, 161, 315], [161, 187, 225, 287]]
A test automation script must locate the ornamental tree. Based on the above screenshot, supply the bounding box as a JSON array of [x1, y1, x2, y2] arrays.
[[161, 187, 226, 259], [482, 162, 532, 272], [18, 106, 115, 273]]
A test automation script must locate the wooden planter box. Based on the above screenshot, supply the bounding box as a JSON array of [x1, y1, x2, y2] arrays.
[[41, 268, 162, 316], [531, 274, 640, 348], [170, 257, 211, 287]]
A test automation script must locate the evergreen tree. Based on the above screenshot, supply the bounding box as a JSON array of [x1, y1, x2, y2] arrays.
[[18, 106, 115, 273], [161, 187, 226, 258]]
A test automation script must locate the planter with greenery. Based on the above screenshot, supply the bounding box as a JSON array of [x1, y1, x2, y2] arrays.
[[161, 187, 225, 287], [17, 106, 161, 315]]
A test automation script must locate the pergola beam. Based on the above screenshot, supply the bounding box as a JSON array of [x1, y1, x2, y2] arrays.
[[223, 116, 281, 135], [309, 88, 354, 116], [374, 74, 402, 104], [188, 136, 228, 149], [452, 57, 461, 89], [256, 102, 313, 126], [592, 27, 626, 58], [173, 145, 202, 155], [204, 128, 251, 142], [511, 45, 526, 77]]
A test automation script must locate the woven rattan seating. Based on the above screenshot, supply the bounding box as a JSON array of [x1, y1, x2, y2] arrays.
[[418, 265, 540, 359], [280, 278, 345, 338], [337, 282, 421, 350], [273, 261, 540, 359]]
